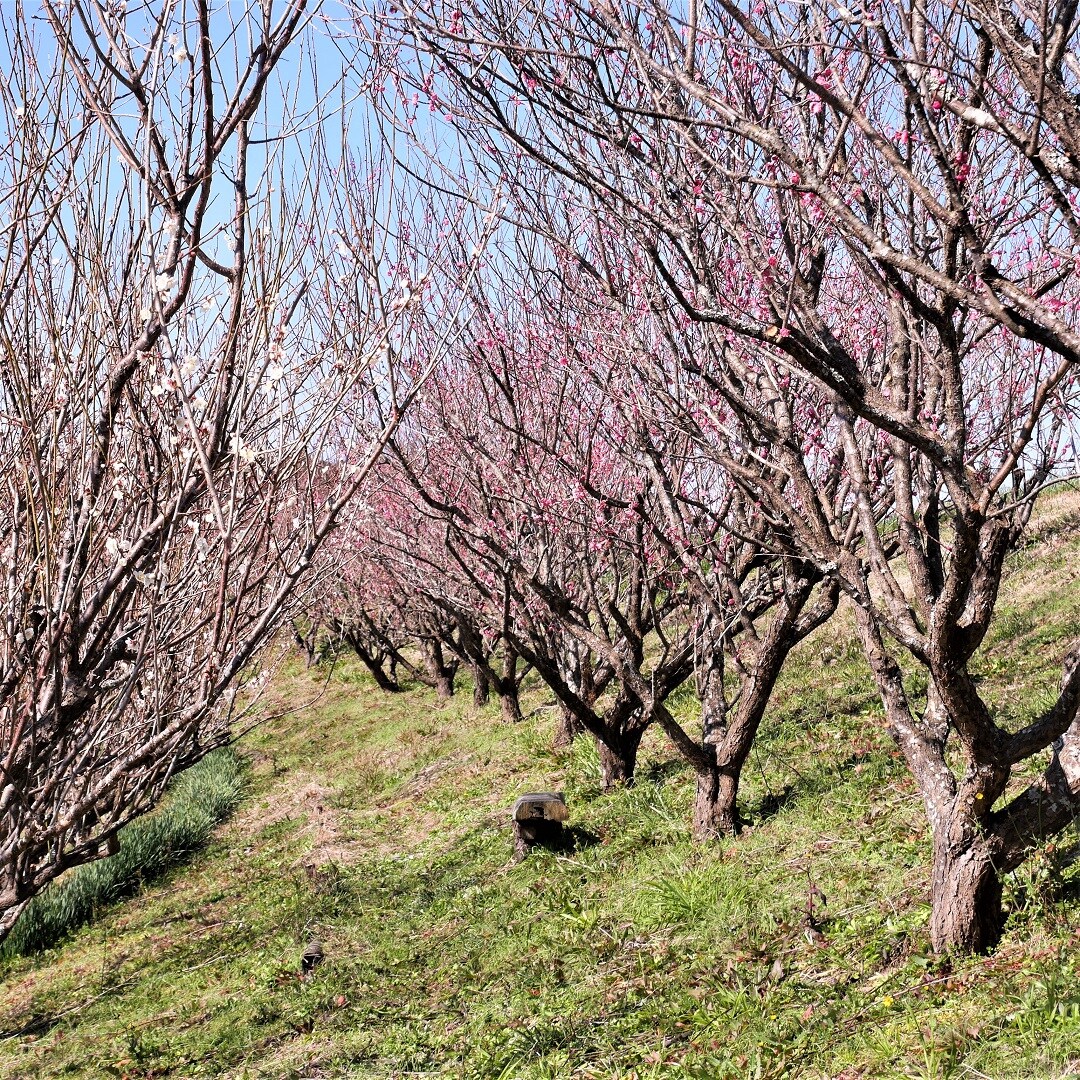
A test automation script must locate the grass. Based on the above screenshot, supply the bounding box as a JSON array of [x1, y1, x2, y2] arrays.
[[3, 503, 1080, 1077]]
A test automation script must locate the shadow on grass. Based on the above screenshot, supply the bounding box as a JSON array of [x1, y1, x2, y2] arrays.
[[749, 783, 797, 825], [0, 1012, 62, 1040], [639, 757, 689, 785], [519, 825, 601, 858]]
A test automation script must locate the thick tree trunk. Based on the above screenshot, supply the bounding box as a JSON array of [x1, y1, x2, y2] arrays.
[[552, 704, 583, 749], [853, 607, 1006, 953], [596, 731, 641, 790], [363, 659, 403, 694], [490, 642, 523, 722], [500, 688, 523, 723], [929, 831, 1004, 954], [420, 639, 456, 699], [692, 763, 740, 840], [472, 662, 490, 707]]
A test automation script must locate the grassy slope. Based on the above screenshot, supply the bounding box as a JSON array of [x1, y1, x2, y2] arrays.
[[3, 505, 1080, 1077]]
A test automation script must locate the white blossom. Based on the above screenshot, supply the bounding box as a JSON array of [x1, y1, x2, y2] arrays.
[[230, 434, 257, 464]]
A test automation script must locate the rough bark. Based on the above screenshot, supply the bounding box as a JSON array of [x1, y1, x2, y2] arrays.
[[420, 638, 457, 699], [692, 763, 740, 840], [500, 689, 523, 724], [488, 642, 524, 721], [352, 646, 403, 692], [552, 704, 584, 749], [929, 830, 1004, 954], [0, 898, 28, 942], [597, 731, 641, 790], [472, 662, 490, 707]]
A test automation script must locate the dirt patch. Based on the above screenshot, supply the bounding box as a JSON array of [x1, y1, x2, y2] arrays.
[[232, 774, 357, 869], [393, 752, 474, 799]]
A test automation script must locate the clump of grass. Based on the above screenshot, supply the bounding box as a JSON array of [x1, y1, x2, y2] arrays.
[[1, 748, 246, 959]]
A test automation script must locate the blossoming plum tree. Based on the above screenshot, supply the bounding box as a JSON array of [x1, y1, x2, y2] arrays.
[[396, 0, 1080, 951]]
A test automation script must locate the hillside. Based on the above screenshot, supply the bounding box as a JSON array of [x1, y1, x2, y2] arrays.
[[2, 499, 1080, 1078]]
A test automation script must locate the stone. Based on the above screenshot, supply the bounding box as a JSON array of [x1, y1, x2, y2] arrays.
[[511, 792, 568, 860], [512, 792, 569, 823]]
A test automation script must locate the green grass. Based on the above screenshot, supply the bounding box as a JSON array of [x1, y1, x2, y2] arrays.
[[1, 749, 247, 960], [3, 505, 1080, 1077]]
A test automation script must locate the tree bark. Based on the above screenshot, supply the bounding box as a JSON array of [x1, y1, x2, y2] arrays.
[[363, 658, 403, 694], [0, 897, 28, 942], [494, 642, 523, 722], [692, 763, 740, 840], [333, 621, 403, 692], [929, 830, 1004, 954], [291, 619, 320, 667], [472, 662, 490, 707], [552, 704, 583, 749], [351, 644, 402, 692], [500, 688, 523, 723], [596, 731, 641, 790], [420, 638, 456, 699]]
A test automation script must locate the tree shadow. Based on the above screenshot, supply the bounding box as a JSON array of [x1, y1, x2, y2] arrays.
[[564, 825, 601, 852], [639, 757, 688, 785], [518, 824, 600, 858], [748, 783, 796, 824], [0, 1012, 62, 1040]]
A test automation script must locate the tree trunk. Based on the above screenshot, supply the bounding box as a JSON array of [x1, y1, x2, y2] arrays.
[[692, 763, 740, 840], [420, 638, 456, 699], [292, 619, 320, 667], [552, 704, 583, 749], [364, 659, 403, 694], [929, 831, 1004, 954], [500, 687, 523, 723], [472, 662, 490, 707], [596, 732, 641, 790], [338, 629, 402, 692], [0, 895, 28, 943], [353, 646, 402, 693]]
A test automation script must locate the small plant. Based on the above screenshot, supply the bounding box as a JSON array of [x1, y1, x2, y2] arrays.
[[1003, 836, 1080, 925], [635, 862, 717, 926]]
